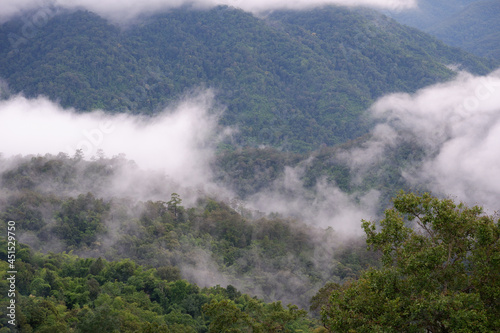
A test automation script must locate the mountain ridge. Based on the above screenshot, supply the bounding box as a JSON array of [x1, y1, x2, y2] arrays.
[[0, 5, 496, 151], [428, 0, 500, 59]]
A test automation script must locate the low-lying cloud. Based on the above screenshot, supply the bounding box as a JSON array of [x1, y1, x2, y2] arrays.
[[0, 0, 417, 22], [350, 69, 500, 211], [248, 164, 380, 235], [0, 90, 227, 188]]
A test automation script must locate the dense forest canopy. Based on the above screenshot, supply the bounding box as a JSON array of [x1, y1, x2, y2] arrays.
[[0, 5, 496, 151], [0, 153, 381, 331], [0, 240, 319, 332], [1, 157, 498, 331], [322, 192, 500, 332], [1, 2, 499, 332], [386, 0, 500, 59]]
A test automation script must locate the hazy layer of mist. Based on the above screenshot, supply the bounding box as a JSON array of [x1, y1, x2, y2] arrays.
[[247, 163, 380, 236], [177, 215, 345, 309], [0, 0, 417, 22], [246, 68, 500, 235], [349, 68, 500, 211], [0, 87, 377, 308], [0, 90, 230, 190], [3, 70, 500, 234]]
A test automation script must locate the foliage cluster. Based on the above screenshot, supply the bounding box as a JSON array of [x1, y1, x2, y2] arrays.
[[428, 0, 500, 59], [319, 192, 500, 332], [0, 242, 317, 332]]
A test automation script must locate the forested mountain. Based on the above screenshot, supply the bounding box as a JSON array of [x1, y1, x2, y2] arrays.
[[428, 0, 500, 59], [0, 154, 378, 315], [1, 153, 498, 332], [213, 137, 421, 207], [384, 0, 500, 59], [0, 5, 495, 151], [382, 0, 477, 30], [1, 3, 499, 331], [0, 237, 319, 331]]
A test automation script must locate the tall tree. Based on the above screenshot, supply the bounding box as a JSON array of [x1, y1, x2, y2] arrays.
[[54, 193, 109, 247], [321, 192, 500, 332], [167, 193, 182, 216]]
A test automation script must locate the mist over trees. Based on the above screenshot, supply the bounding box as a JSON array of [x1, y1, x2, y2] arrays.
[[1, 155, 498, 331], [0, 154, 378, 310], [1, 2, 499, 332]]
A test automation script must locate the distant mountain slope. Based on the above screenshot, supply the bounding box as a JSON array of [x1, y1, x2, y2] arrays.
[[268, 7, 492, 94], [383, 0, 477, 30], [384, 0, 500, 60], [428, 0, 500, 59], [0, 6, 495, 151]]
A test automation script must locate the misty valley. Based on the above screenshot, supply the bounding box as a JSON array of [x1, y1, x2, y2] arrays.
[[0, 1, 499, 332]]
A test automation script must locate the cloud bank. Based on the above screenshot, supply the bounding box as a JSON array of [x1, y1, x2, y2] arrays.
[[350, 69, 500, 211], [0, 0, 417, 22], [0, 90, 226, 188]]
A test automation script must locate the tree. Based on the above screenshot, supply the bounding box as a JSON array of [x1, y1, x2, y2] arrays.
[[87, 278, 101, 300], [203, 297, 309, 333], [167, 193, 182, 216], [156, 265, 181, 282], [89, 257, 105, 275], [203, 299, 253, 332], [54, 193, 109, 247], [321, 192, 500, 332]]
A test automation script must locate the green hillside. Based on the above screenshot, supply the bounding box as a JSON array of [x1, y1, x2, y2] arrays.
[[1, 4, 499, 332], [383, 0, 477, 31], [0, 5, 495, 151], [0, 153, 379, 313], [1, 155, 497, 331], [428, 0, 500, 59], [0, 239, 318, 331]]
